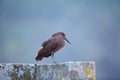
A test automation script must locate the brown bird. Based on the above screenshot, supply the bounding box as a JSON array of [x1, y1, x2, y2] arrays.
[[35, 32, 70, 63]]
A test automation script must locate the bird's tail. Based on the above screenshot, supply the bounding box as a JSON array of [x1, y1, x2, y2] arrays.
[[35, 56, 43, 61], [35, 47, 47, 61]]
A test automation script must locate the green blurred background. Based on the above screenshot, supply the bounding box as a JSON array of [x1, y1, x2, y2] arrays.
[[0, 0, 120, 79]]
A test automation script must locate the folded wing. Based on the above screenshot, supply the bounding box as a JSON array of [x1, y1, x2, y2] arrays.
[[35, 37, 58, 61]]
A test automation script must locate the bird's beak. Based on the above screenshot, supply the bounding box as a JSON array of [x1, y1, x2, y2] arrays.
[[65, 37, 71, 44]]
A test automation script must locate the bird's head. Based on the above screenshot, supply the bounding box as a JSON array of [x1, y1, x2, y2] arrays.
[[52, 32, 71, 44]]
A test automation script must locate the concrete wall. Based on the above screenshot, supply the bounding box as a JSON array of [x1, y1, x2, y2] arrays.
[[0, 61, 95, 80]]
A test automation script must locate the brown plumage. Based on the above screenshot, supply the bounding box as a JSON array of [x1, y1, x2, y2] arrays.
[[35, 32, 70, 63]]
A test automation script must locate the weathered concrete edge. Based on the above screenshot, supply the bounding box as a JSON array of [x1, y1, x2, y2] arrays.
[[0, 61, 96, 80]]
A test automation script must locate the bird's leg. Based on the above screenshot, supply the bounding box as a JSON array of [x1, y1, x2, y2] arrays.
[[51, 53, 57, 64]]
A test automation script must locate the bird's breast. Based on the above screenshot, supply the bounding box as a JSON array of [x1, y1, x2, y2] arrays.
[[55, 39, 65, 51]]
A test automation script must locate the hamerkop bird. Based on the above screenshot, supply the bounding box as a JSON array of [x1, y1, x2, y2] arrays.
[[35, 32, 70, 63]]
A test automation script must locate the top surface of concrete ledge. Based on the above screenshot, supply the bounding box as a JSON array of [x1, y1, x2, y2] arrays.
[[0, 61, 95, 65]]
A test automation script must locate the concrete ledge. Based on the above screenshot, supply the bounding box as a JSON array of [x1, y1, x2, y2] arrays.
[[0, 61, 95, 80]]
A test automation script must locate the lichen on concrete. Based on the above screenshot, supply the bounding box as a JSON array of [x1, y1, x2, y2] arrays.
[[83, 63, 95, 80]]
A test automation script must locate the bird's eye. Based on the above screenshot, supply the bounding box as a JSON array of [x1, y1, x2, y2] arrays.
[[62, 33, 65, 36]]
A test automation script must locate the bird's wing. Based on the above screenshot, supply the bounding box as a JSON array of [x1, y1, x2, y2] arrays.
[[44, 37, 58, 52], [36, 38, 58, 61], [41, 37, 58, 57]]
